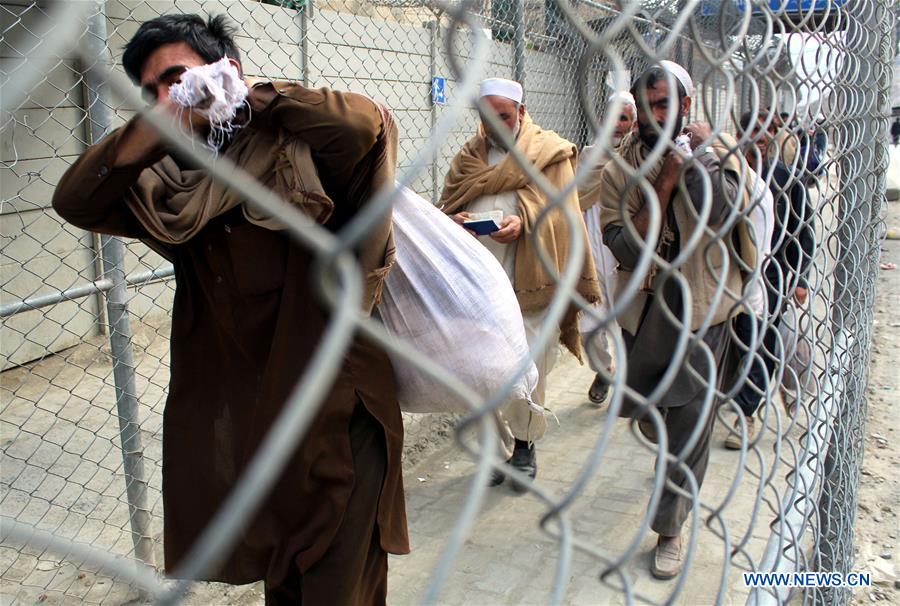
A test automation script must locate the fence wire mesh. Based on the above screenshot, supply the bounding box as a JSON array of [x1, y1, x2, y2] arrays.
[[0, 0, 896, 604]]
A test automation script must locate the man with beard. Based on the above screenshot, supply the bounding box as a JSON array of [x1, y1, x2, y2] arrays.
[[51, 14, 408, 604], [440, 78, 601, 490], [722, 110, 814, 448], [596, 62, 756, 578], [577, 91, 637, 404], [770, 110, 799, 169]]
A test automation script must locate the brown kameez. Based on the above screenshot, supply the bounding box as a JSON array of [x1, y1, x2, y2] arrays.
[[51, 84, 409, 596]]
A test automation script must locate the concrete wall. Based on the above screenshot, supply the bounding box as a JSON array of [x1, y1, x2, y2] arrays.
[[2, 0, 581, 370], [1, 0, 101, 369]]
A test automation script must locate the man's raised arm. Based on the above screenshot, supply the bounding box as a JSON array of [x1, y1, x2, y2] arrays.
[[250, 83, 384, 189], [51, 100, 187, 238]]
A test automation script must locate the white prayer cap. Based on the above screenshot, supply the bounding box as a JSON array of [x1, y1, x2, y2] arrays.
[[479, 78, 524, 104], [607, 91, 636, 113], [658, 60, 694, 98]]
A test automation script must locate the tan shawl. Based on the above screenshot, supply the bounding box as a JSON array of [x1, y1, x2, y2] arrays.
[[598, 131, 757, 332], [124, 94, 397, 313], [439, 113, 601, 359]]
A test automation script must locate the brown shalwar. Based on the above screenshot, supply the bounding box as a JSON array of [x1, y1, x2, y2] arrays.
[[51, 84, 409, 600], [264, 403, 388, 605], [621, 319, 729, 536]]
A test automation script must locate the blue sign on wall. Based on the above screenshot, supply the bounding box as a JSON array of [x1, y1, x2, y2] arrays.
[[432, 76, 446, 106]]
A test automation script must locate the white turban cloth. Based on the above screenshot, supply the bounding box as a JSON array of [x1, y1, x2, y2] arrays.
[[607, 91, 637, 115]]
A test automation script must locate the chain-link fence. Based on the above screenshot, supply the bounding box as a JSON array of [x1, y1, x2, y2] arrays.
[[1, 0, 896, 604]]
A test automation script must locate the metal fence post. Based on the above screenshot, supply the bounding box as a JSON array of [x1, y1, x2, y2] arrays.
[[79, 1, 156, 569], [513, 0, 526, 86], [817, 1, 891, 602], [428, 19, 439, 204], [301, 0, 312, 87]]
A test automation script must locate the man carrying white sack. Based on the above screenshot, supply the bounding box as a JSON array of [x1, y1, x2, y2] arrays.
[[439, 77, 601, 491], [52, 14, 407, 604], [576, 91, 637, 405]]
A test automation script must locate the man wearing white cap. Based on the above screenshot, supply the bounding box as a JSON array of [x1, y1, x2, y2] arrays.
[[596, 61, 757, 578], [440, 78, 601, 491], [576, 91, 637, 404]]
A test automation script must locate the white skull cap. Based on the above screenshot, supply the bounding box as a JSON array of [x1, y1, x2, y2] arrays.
[[607, 91, 637, 113], [479, 78, 524, 104], [659, 60, 694, 97]]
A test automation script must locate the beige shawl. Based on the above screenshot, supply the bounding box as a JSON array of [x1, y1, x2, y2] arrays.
[[439, 113, 601, 359], [598, 131, 757, 332], [124, 96, 398, 312]]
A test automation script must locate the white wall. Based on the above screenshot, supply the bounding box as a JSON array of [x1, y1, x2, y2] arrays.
[[1, 0, 582, 370]]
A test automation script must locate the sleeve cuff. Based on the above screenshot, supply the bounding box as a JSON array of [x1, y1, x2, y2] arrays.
[[77, 123, 154, 202]]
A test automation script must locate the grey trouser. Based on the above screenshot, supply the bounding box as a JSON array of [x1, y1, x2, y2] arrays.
[[650, 396, 717, 537]]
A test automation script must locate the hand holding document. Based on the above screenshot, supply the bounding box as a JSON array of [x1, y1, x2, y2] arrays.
[[463, 210, 503, 235]]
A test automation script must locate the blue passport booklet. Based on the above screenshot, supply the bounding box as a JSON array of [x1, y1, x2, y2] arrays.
[[464, 210, 503, 236]]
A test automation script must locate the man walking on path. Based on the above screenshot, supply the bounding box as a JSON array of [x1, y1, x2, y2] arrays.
[[723, 110, 815, 448], [576, 91, 637, 404], [52, 14, 408, 604], [597, 61, 756, 579], [440, 77, 600, 491]]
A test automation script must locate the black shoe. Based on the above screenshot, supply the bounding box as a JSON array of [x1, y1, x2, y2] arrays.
[[489, 465, 506, 487], [637, 417, 658, 444], [509, 441, 537, 493], [588, 373, 610, 404]]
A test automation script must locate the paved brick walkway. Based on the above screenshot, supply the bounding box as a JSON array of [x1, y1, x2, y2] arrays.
[[388, 352, 785, 605]]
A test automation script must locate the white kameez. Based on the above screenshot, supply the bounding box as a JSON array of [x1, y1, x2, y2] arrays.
[[745, 167, 775, 317], [467, 146, 558, 445], [578, 203, 621, 373]]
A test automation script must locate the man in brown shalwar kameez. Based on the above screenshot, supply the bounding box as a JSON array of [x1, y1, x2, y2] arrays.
[[597, 62, 756, 579], [51, 14, 408, 604]]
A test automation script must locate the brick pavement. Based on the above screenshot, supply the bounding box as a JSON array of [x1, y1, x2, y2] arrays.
[[388, 351, 787, 605]]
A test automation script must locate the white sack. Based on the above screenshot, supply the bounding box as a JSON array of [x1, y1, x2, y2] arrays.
[[375, 186, 539, 414]]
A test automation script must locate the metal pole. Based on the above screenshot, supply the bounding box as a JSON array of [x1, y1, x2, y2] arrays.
[[91, 232, 108, 336], [513, 0, 525, 86], [300, 0, 312, 87], [0, 265, 174, 319], [80, 1, 156, 570], [428, 19, 439, 204], [817, 1, 890, 603]]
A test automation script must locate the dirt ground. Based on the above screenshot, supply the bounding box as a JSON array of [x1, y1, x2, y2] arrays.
[[850, 195, 900, 603]]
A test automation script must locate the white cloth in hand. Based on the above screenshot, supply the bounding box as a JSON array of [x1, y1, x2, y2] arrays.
[[168, 57, 249, 150]]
